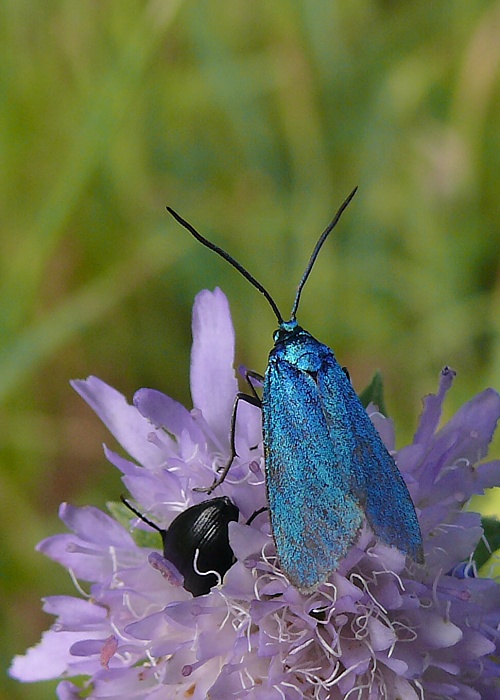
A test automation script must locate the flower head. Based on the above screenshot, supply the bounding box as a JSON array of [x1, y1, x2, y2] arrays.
[[10, 288, 500, 699]]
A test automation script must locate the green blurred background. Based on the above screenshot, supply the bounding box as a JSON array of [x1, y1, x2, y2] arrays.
[[2, 1, 499, 697]]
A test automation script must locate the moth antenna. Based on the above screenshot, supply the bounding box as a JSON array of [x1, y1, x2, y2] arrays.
[[167, 207, 284, 325], [290, 187, 358, 321], [121, 495, 163, 533]]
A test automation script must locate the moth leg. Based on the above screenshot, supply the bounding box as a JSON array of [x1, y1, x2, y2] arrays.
[[244, 369, 264, 401], [196, 391, 261, 495]]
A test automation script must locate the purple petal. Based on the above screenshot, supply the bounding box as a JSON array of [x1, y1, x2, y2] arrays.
[[413, 367, 456, 445], [69, 638, 107, 657], [133, 388, 204, 444], [190, 289, 238, 449], [475, 460, 500, 490], [58, 503, 134, 548], [435, 388, 500, 464], [37, 533, 112, 581], [424, 458, 500, 506], [103, 446, 146, 476], [369, 406, 396, 452], [412, 608, 463, 649], [10, 629, 88, 681], [234, 398, 262, 453], [36, 505, 141, 581], [411, 388, 500, 498], [121, 469, 184, 517], [92, 667, 163, 698], [42, 596, 108, 628], [385, 675, 420, 700], [57, 681, 85, 700], [71, 376, 166, 467], [229, 522, 269, 561]]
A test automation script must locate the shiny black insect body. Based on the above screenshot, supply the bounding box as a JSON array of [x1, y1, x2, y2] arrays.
[[122, 496, 239, 596]]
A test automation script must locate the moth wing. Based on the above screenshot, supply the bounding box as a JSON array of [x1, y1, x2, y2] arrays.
[[318, 355, 423, 563], [263, 359, 364, 592]]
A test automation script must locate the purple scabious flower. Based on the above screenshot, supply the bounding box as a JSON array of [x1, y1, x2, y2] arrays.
[[10, 288, 500, 699]]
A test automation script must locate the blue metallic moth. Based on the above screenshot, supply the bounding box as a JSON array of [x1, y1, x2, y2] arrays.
[[167, 189, 424, 592]]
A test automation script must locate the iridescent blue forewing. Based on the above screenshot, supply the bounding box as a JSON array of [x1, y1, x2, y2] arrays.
[[318, 352, 424, 565], [263, 326, 365, 592], [263, 324, 422, 592]]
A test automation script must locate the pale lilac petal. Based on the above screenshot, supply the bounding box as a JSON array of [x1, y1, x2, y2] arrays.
[[385, 674, 420, 700], [57, 680, 85, 700], [103, 446, 145, 476], [414, 388, 500, 500], [413, 608, 463, 648], [368, 406, 396, 452], [71, 377, 166, 467], [43, 596, 108, 628], [228, 521, 269, 560], [190, 288, 238, 448], [413, 366, 456, 444], [133, 388, 204, 444], [10, 629, 88, 681], [434, 387, 500, 463], [58, 503, 134, 548], [37, 533, 113, 581], [234, 397, 262, 453]]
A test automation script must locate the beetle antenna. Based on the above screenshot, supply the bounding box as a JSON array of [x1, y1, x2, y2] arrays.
[[121, 495, 163, 533]]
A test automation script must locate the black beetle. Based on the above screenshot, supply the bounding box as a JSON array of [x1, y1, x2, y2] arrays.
[[121, 496, 239, 596]]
